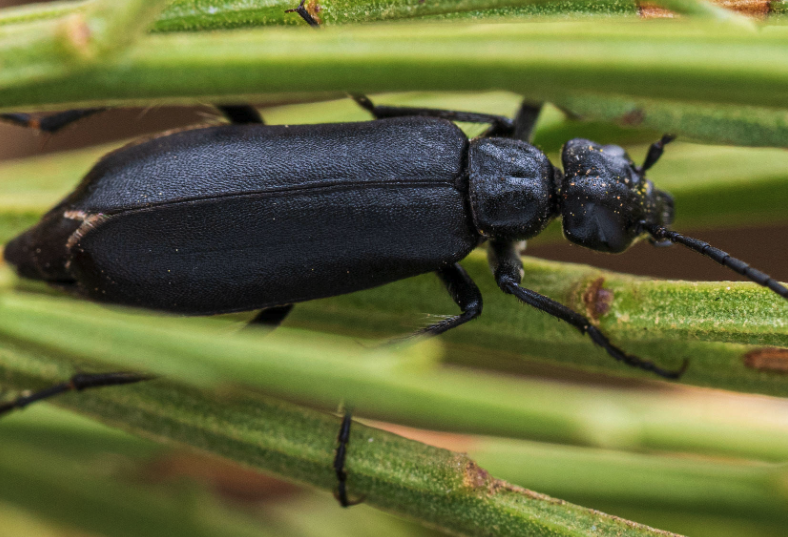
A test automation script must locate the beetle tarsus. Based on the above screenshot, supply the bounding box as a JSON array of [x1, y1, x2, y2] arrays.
[[0, 108, 106, 133], [286, 0, 320, 27], [334, 411, 364, 508], [412, 263, 483, 338]]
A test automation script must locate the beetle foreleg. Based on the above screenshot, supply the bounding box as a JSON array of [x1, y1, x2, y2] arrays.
[[333, 411, 364, 508], [0, 372, 154, 417], [488, 241, 688, 380]]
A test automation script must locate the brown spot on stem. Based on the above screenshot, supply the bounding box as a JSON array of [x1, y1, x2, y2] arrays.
[[637, 2, 676, 18], [744, 348, 788, 372], [718, 0, 770, 17], [619, 108, 646, 126], [639, 0, 769, 18], [463, 459, 491, 489], [582, 277, 613, 321], [307, 0, 323, 22], [60, 14, 92, 55], [461, 457, 564, 502]]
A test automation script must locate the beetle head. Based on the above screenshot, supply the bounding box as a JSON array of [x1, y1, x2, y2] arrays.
[[560, 139, 674, 253]]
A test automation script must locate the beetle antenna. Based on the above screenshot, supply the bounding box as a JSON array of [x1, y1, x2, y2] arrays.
[[637, 134, 676, 176], [644, 224, 788, 301]]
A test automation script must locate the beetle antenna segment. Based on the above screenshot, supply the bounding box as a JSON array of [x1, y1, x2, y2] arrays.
[[333, 411, 365, 508], [0, 372, 154, 417], [637, 134, 676, 176], [645, 224, 788, 300]]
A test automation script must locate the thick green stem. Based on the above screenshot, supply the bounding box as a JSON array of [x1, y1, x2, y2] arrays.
[[1, 286, 788, 462], [2, 22, 788, 110], [0, 0, 169, 88], [0, 347, 682, 537], [553, 93, 788, 148]]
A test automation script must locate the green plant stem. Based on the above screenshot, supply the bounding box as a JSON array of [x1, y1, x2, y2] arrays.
[[1, 284, 788, 462], [0, 0, 169, 88], [0, 349, 683, 537], [4, 404, 786, 537], [0, 404, 436, 537], [471, 437, 788, 525], [3, 22, 788, 110], [0, 0, 634, 30], [0, 0, 761, 32], [654, 0, 751, 24], [553, 93, 788, 148]]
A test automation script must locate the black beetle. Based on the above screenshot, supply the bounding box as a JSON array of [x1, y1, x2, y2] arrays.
[[2, 96, 787, 509], [2, 96, 786, 384]]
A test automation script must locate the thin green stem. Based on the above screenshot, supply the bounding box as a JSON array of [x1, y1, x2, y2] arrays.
[[471, 437, 788, 527], [2, 22, 788, 110], [1, 285, 788, 462], [553, 93, 788, 148], [0, 0, 169, 88]]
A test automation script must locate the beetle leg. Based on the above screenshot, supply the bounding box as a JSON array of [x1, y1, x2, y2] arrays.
[[285, 0, 320, 27], [333, 411, 365, 507], [215, 105, 264, 125], [512, 101, 543, 143], [637, 134, 676, 175], [0, 372, 153, 417], [403, 262, 482, 338], [488, 240, 688, 379], [350, 94, 517, 137], [244, 304, 294, 330], [0, 108, 106, 133]]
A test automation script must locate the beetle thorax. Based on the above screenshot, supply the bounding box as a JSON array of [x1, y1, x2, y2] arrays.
[[467, 138, 561, 241]]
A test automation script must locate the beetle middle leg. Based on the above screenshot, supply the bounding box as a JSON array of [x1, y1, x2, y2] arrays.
[[405, 263, 482, 338], [351, 94, 542, 141], [488, 240, 688, 379]]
